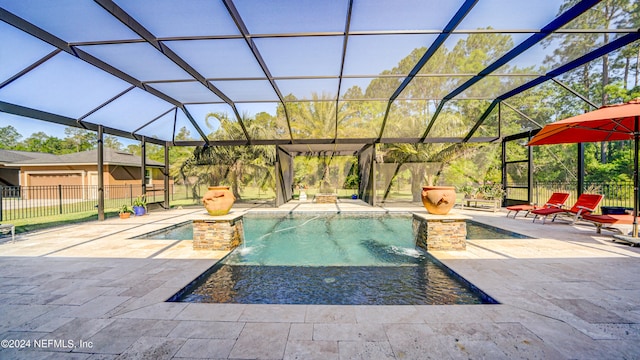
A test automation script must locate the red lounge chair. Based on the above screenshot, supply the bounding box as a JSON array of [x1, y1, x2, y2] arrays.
[[581, 213, 637, 234], [531, 193, 603, 224], [505, 192, 570, 218]]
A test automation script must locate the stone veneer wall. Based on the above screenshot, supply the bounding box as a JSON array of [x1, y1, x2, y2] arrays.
[[413, 214, 467, 251], [315, 194, 338, 203], [193, 218, 244, 251]]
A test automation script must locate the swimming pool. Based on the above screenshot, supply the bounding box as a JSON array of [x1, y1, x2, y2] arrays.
[[138, 215, 527, 242], [165, 214, 500, 305]]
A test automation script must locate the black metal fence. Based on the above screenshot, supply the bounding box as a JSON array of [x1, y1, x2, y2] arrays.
[[506, 181, 634, 212], [0, 184, 174, 221], [1, 181, 634, 222]]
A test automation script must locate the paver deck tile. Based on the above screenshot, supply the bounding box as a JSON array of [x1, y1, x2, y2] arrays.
[[0, 205, 638, 359]]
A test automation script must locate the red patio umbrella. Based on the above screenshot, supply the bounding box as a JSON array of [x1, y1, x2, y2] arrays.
[[528, 98, 640, 240]]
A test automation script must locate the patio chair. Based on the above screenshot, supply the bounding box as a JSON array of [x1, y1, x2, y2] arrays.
[[531, 193, 603, 225], [581, 213, 637, 234], [505, 192, 570, 218]]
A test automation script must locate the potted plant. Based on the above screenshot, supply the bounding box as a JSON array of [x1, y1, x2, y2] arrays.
[[119, 204, 132, 219], [477, 183, 505, 200], [132, 195, 147, 216], [421, 185, 456, 215], [202, 186, 235, 216], [458, 185, 477, 199]]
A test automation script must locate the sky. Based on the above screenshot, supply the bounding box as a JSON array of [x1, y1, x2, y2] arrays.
[[1, 112, 69, 139], [0, 112, 140, 148]]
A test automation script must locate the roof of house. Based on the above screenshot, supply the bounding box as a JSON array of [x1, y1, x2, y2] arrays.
[[0, 148, 163, 167], [0, 149, 59, 165]]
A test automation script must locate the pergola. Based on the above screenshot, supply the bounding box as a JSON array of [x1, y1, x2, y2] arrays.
[[1, 1, 639, 217]]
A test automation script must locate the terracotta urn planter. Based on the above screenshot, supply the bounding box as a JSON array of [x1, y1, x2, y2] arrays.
[[421, 186, 456, 215], [202, 186, 236, 216]]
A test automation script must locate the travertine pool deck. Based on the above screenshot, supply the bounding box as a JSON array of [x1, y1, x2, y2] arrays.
[[1, 200, 639, 359]]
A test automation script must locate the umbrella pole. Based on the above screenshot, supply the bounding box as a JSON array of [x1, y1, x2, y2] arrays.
[[634, 115, 639, 238]]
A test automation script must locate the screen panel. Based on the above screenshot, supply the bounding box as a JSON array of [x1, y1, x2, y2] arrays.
[[0, 0, 140, 42], [167, 39, 265, 79], [382, 100, 433, 138], [148, 81, 222, 103], [254, 37, 343, 77], [424, 99, 492, 139], [114, 0, 240, 37], [0, 22, 56, 83], [0, 52, 132, 119], [184, 103, 246, 141], [350, 0, 465, 32], [235, 102, 290, 140], [78, 43, 191, 81], [83, 88, 175, 133], [343, 34, 438, 76], [336, 100, 386, 139], [212, 80, 279, 102], [235, 0, 348, 34], [287, 101, 337, 140]]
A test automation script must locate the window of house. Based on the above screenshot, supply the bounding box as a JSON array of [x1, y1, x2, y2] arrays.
[[145, 168, 152, 186]]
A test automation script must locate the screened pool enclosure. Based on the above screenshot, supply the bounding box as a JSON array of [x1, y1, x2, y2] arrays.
[[0, 1, 639, 217]]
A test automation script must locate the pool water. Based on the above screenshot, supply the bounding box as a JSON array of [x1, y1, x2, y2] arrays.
[[140, 216, 525, 242], [229, 214, 419, 266], [466, 220, 530, 239], [167, 214, 499, 305]]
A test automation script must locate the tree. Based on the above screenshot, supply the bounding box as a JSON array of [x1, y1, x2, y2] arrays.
[[104, 135, 123, 151], [169, 127, 196, 182], [0, 125, 21, 149], [180, 113, 276, 200], [63, 128, 97, 153], [520, 0, 638, 184], [379, 142, 483, 202], [285, 93, 341, 139], [281, 94, 359, 192], [371, 31, 517, 201], [126, 143, 141, 155], [15, 132, 66, 153]]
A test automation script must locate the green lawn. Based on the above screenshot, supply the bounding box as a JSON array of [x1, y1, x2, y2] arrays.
[[3, 210, 120, 234], [1, 186, 278, 234]]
